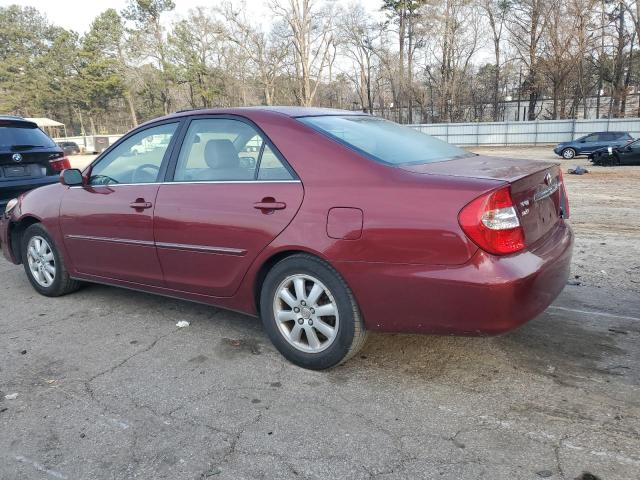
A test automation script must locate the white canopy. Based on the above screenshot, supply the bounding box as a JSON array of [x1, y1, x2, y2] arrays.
[[25, 117, 65, 128]]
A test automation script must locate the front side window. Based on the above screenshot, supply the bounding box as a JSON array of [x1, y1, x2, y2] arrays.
[[298, 115, 472, 165], [173, 118, 294, 181], [89, 122, 178, 185]]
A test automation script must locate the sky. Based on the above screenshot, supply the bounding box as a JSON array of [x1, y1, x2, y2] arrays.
[[2, 0, 383, 33]]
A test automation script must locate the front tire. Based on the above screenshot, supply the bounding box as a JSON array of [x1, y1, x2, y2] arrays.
[[260, 254, 367, 370], [21, 223, 81, 297], [562, 148, 576, 159]]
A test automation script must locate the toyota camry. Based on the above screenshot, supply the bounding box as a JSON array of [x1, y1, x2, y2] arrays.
[[1, 107, 573, 369]]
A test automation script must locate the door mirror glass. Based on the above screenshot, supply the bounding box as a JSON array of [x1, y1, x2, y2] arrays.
[[60, 168, 84, 186]]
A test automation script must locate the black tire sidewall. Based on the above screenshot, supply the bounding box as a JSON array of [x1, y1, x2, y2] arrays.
[[260, 256, 357, 370], [21, 224, 66, 296]]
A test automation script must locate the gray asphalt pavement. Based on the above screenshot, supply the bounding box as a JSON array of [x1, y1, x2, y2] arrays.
[[1, 261, 639, 479]]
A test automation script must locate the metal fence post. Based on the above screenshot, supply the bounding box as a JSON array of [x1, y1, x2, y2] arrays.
[[534, 120, 539, 146], [571, 118, 576, 140], [504, 121, 508, 146], [446, 122, 449, 143]]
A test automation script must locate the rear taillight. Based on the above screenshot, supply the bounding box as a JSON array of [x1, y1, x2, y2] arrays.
[[458, 186, 525, 255], [559, 170, 570, 218], [49, 157, 71, 172]]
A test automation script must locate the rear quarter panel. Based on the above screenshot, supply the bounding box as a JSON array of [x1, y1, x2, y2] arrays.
[[242, 111, 498, 266]]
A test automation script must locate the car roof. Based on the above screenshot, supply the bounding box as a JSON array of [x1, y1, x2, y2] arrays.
[[137, 106, 369, 130], [0, 115, 37, 127], [171, 106, 367, 119]]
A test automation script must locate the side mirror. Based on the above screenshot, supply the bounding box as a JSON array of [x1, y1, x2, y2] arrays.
[[579, 139, 586, 143], [60, 168, 84, 186]]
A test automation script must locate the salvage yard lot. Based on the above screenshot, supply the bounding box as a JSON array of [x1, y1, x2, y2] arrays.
[[1, 147, 639, 479]]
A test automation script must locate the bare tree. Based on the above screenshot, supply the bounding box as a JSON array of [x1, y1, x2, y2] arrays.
[[507, 0, 551, 120], [271, 0, 335, 106], [479, 0, 509, 120]]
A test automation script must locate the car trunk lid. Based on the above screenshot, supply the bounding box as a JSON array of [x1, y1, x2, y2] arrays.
[[401, 155, 565, 247]]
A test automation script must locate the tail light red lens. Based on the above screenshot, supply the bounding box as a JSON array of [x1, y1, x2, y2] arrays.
[[49, 157, 71, 172], [458, 186, 525, 255]]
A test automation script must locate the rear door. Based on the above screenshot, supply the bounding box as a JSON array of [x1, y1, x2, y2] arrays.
[[60, 121, 180, 285], [579, 133, 607, 153], [153, 116, 304, 297]]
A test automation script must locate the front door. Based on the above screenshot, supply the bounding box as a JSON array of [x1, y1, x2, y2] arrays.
[[153, 117, 304, 297], [60, 122, 180, 285]]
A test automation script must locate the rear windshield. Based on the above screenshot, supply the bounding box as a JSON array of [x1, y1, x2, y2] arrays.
[[298, 115, 472, 165], [0, 124, 56, 149]]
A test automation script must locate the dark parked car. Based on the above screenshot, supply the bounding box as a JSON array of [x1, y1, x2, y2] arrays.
[[589, 137, 640, 165], [57, 141, 81, 155], [1, 107, 573, 369], [553, 131, 633, 159], [0, 116, 70, 210]]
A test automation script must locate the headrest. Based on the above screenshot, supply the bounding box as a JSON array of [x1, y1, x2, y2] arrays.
[[204, 139, 239, 169]]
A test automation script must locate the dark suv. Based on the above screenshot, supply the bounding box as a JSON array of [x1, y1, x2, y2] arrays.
[[1, 116, 69, 210], [553, 131, 633, 159], [57, 141, 81, 155]]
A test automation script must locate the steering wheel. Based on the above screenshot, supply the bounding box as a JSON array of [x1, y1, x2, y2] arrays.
[[131, 163, 160, 183]]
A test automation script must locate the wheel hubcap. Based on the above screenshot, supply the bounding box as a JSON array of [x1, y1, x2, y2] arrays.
[[27, 236, 56, 287], [273, 274, 339, 353]]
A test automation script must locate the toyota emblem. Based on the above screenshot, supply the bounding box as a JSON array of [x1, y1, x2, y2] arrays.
[[12, 153, 23, 163], [544, 172, 552, 185]]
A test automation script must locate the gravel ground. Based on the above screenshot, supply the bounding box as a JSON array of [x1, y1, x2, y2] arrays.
[[0, 146, 638, 480]]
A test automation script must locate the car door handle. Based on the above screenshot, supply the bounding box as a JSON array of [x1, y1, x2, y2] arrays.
[[130, 199, 153, 210], [254, 198, 286, 212]]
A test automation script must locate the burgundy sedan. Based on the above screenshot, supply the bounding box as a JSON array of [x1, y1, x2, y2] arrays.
[[1, 107, 573, 369]]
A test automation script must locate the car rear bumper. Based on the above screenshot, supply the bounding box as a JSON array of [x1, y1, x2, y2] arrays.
[[336, 221, 574, 335], [0, 176, 59, 209]]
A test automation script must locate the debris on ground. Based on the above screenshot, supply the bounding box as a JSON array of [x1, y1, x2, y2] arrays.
[[576, 473, 602, 480], [4, 393, 18, 400], [567, 279, 582, 286], [201, 467, 221, 477], [535, 470, 553, 478], [176, 320, 190, 328], [568, 165, 589, 175]]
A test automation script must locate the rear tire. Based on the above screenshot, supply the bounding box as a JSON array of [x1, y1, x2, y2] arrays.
[[260, 254, 367, 370], [562, 148, 576, 159], [21, 223, 81, 297]]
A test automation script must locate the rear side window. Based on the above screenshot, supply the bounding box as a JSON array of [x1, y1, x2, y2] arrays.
[[298, 115, 471, 165], [173, 118, 294, 182], [0, 123, 56, 149], [258, 145, 293, 180]]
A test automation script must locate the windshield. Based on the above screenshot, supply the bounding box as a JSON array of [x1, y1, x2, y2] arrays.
[[298, 115, 472, 165], [0, 124, 56, 149]]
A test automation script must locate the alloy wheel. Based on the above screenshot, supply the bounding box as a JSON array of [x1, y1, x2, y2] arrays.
[[273, 274, 339, 353], [27, 235, 56, 287]]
